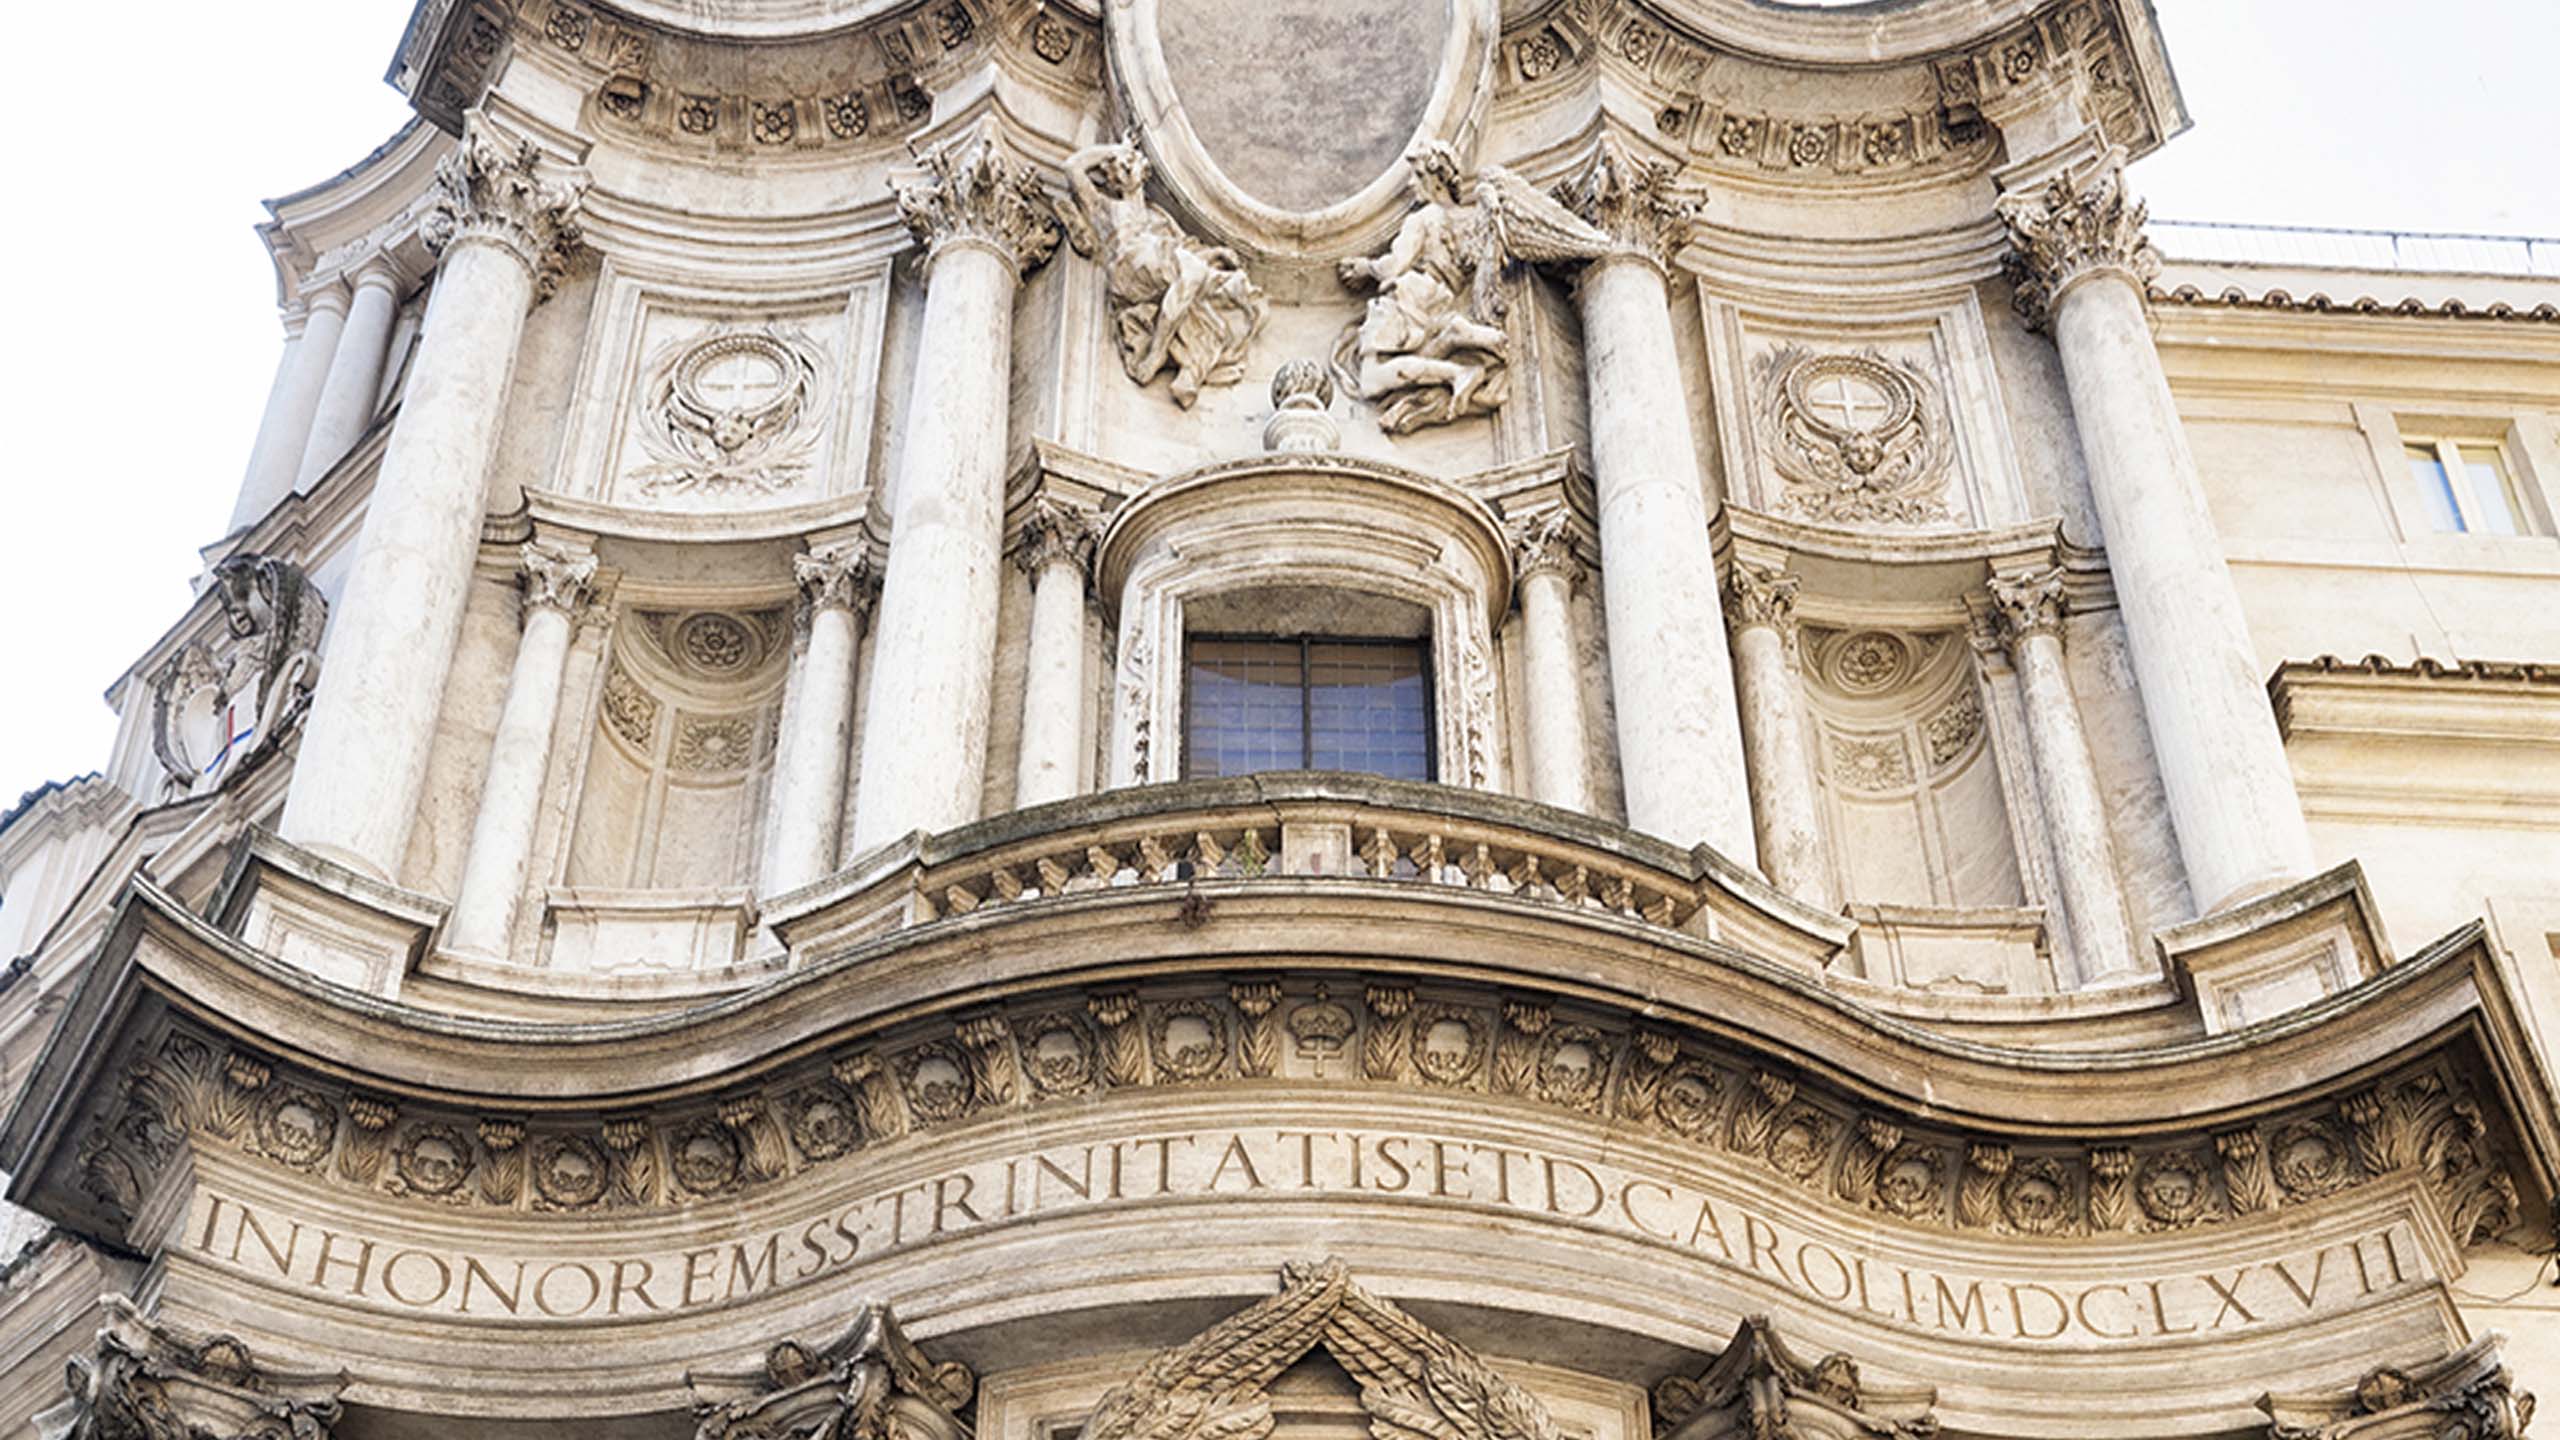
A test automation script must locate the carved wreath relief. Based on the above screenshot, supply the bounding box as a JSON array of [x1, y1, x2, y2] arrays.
[[630, 324, 828, 498], [1755, 345, 1951, 526]]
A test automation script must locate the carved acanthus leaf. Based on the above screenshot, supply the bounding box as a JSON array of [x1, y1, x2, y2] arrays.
[[1650, 1315, 1938, 1440], [1013, 497, 1100, 580], [2256, 1336, 2535, 1440], [796, 547, 879, 621], [1554, 131, 1704, 271], [1722, 563, 1799, 638], [893, 122, 1061, 278], [1986, 567, 2069, 648], [688, 1306, 975, 1440], [421, 114, 585, 301], [51, 1296, 345, 1440], [1995, 145, 2159, 332], [519, 541, 598, 618]]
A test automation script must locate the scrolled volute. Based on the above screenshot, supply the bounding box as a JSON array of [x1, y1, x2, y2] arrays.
[[1994, 145, 2159, 332], [421, 114, 586, 302], [2257, 1336, 2536, 1440], [687, 1306, 976, 1440], [892, 123, 1062, 279], [1651, 1315, 1937, 1440], [40, 1296, 345, 1440]]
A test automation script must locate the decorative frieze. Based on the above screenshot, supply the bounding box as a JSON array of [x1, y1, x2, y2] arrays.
[[1996, 146, 2160, 333], [892, 124, 1061, 278], [64, 978, 2529, 1261], [420, 118, 584, 301]]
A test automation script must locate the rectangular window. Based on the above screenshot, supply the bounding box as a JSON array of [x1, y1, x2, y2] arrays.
[[2405, 437, 2526, 536], [1184, 635, 1433, 782]]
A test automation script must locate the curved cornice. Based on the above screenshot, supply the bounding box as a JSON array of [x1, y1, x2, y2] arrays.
[[7, 785, 2554, 1257]]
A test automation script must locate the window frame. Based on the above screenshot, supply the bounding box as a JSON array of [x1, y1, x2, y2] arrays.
[[2402, 434, 2526, 536], [1179, 632, 1439, 783]]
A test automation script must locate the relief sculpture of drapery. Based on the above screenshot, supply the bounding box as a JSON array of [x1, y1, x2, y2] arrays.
[[1055, 139, 1268, 408], [1085, 1259, 1558, 1440], [1333, 143, 1611, 434]]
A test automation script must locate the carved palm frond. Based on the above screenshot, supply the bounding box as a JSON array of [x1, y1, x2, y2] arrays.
[[1085, 1263, 1350, 1440]]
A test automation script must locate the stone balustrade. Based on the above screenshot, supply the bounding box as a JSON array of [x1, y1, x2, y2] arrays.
[[769, 774, 1849, 973]]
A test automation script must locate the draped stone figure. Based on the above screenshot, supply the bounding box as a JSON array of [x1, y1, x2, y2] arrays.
[[1333, 142, 1611, 434], [1056, 139, 1268, 408]]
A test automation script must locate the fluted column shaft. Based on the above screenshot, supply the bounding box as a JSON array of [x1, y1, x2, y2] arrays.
[[1013, 503, 1097, 810], [281, 124, 581, 882], [850, 129, 1060, 853], [1508, 518, 1590, 812], [1725, 564, 1831, 906], [1989, 569, 2140, 982], [763, 550, 873, 896], [296, 260, 403, 489], [442, 543, 595, 960], [229, 288, 346, 532], [2000, 149, 2313, 912], [1562, 138, 1756, 862]]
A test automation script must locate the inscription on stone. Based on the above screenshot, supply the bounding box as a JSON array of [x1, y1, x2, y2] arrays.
[[189, 1123, 2427, 1336]]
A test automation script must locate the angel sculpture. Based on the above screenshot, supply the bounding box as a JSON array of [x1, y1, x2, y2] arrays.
[[1057, 138, 1269, 408], [1334, 142, 1612, 434]]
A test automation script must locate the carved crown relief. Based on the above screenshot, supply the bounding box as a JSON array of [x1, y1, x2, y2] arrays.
[[1754, 346, 1952, 528], [149, 556, 328, 796], [1085, 1259, 1560, 1440], [629, 325, 830, 499]]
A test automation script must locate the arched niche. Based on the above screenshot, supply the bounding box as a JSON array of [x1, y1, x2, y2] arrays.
[[1095, 457, 1515, 791]]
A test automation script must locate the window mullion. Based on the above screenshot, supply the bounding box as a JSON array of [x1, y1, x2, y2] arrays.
[[2440, 439, 2486, 532], [1299, 636, 1315, 770]]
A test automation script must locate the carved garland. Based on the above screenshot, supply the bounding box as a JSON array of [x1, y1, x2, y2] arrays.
[[75, 980, 2527, 1251]]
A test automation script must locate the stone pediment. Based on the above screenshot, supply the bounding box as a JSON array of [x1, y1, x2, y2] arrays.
[[1085, 1260, 1560, 1440]]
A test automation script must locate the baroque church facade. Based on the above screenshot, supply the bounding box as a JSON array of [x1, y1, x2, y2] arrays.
[[2, 0, 2558, 1435]]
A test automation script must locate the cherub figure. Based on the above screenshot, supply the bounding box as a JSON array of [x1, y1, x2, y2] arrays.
[[1333, 141, 1611, 433], [1056, 138, 1268, 407]]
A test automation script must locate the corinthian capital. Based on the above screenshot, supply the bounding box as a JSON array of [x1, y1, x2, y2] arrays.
[[1986, 567, 2069, 648], [1012, 497, 1099, 580], [1722, 562, 1800, 638], [892, 123, 1062, 279], [1506, 510, 1585, 589], [53, 1296, 346, 1440], [519, 540, 599, 618], [1554, 132, 1704, 271], [422, 115, 586, 301], [1994, 146, 2159, 331], [794, 546, 877, 621]]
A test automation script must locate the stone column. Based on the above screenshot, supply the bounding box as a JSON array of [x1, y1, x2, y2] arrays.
[[1998, 148, 2313, 912], [279, 120, 582, 882], [762, 548, 875, 897], [295, 256, 404, 489], [1012, 499, 1099, 809], [1506, 513, 1590, 812], [1557, 136, 1757, 864], [848, 126, 1060, 853], [1723, 563, 1832, 907], [227, 285, 346, 532], [1986, 568, 2141, 983], [442, 541, 597, 961]]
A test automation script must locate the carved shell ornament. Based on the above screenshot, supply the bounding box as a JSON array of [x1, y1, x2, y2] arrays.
[[631, 325, 828, 498], [1756, 345, 1953, 526]]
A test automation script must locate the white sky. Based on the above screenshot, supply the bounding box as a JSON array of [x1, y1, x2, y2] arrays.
[[2, 0, 2555, 812]]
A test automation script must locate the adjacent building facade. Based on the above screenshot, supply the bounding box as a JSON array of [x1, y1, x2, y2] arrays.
[[2, 0, 2557, 1436]]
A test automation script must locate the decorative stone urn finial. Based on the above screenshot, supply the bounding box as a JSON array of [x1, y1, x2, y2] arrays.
[[1264, 359, 1339, 453]]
